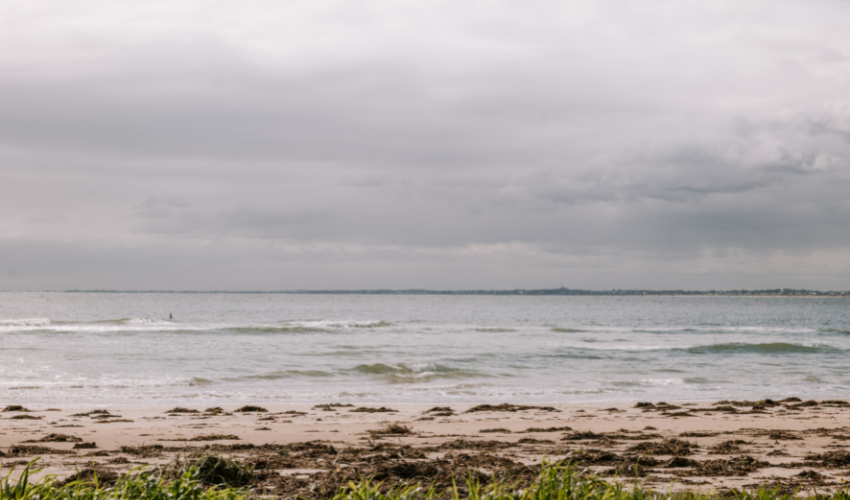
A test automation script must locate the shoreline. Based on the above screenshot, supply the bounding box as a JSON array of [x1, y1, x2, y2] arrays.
[[2, 399, 849, 494]]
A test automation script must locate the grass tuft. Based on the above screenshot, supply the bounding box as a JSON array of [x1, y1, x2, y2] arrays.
[[3, 457, 850, 500]]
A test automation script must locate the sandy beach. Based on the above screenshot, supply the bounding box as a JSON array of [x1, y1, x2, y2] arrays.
[[2, 399, 849, 495]]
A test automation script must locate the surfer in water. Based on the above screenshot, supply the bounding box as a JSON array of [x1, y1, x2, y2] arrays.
[[169, 312, 172, 319]]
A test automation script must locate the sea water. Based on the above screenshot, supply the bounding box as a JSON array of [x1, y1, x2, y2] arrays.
[[1, 292, 848, 406]]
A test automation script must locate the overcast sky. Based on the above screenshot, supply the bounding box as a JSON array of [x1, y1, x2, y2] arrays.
[[2, 0, 850, 291]]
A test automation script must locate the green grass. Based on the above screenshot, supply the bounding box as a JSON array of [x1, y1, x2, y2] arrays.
[[1, 460, 248, 500], [2, 459, 849, 500]]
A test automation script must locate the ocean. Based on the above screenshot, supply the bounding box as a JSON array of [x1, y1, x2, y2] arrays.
[[1, 292, 848, 407]]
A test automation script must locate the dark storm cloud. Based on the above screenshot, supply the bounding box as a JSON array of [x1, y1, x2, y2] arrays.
[[1, 0, 850, 290]]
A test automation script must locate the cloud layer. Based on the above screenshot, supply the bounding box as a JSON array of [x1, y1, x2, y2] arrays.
[[2, 0, 850, 290]]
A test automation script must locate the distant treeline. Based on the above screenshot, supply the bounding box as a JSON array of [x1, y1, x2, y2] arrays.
[[58, 287, 850, 296]]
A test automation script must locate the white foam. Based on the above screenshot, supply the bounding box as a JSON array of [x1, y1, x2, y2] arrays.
[[0, 318, 51, 327], [123, 318, 175, 325], [638, 378, 685, 386], [405, 363, 436, 372], [286, 320, 387, 329]]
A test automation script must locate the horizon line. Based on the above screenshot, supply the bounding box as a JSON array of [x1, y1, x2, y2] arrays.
[[2, 287, 849, 295]]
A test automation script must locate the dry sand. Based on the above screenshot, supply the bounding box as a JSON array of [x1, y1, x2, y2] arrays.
[[2, 399, 850, 495]]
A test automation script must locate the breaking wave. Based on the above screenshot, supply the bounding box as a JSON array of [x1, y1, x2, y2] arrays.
[[236, 370, 335, 380], [226, 320, 389, 334], [0, 318, 51, 327], [686, 342, 837, 354], [349, 363, 484, 383]]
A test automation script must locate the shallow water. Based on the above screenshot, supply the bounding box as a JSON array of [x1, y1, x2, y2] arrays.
[[1, 292, 848, 406]]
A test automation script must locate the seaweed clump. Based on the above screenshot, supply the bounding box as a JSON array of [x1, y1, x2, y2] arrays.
[[368, 423, 413, 435], [313, 403, 354, 411], [350, 407, 398, 413], [167, 452, 256, 487], [627, 438, 697, 456], [709, 440, 750, 454], [190, 434, 241, 441], [235, 406, 267, 412], [465, 403, 559, 413], [27, 433, 83, 443], [2, 405, 29, 412], [804, 450, 850, 467]]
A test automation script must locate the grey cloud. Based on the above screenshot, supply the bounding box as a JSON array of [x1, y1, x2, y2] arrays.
[[2, 0, 850, 289]]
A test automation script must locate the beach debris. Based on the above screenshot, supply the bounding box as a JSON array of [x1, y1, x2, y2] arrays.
[[235, 405, 268, 412], [57, 468, 120, 487], [524, 426, 572, 432], [2, 405, 30, 412], [480, 428, 512, 433], [768, 430, 802, 440], [797, 469, 826, 482], [289, 441, 337, 454], [709, 440, 750, 454], [424, 406, 455, 416], [10, 414, 42, 420], [368, 423, 413, 435], [713, 399, 780, 408], [464, 403, 559, 413], [189, 434, 241, 441], [683, 456, 768, 477], [680, 431, 720, 437], [26, 433, 83, 443], [350, 406, 398, 413], [73, 442, 98, 449], [93, 419, 133, 423], [517, 437, 554, 444], [767, 449, 790, 456], [562, 431, 604, 440], [433, 439, 513, 451], [627, 438, 698, 455], [804, 450, 850, 467], [425, 406, 453, 412], [71, 409, 111, 417], [788, 400, 820, 410], [662, 457, 699, 468], [8, 444, 75, 455], [662, 411, 695, 417], [166, 407, 199, 413], [204, 407, 225, 414], [120, 444, 164, 457], [313, 403, 354, 411], [165, 452, 257, 488]]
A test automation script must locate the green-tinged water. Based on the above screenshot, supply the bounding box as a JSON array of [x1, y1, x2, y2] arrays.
[[1, 292, 848, 406]]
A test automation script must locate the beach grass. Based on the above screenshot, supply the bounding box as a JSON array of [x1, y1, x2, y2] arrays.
[[3, 459, 849, 500]]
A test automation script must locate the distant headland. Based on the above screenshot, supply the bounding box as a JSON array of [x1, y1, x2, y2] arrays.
[[57, 287, 850, 296]]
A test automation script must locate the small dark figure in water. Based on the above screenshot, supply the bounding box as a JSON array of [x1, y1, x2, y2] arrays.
[[169, 312, 172, 319]]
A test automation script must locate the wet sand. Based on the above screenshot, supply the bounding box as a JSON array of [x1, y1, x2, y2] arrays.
[[2, 399, 850, 496]]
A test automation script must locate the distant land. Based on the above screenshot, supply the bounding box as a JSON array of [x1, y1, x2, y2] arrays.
[[54, 287, 850, 296]]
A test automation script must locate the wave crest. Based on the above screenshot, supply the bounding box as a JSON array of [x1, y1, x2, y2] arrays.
[[350, 363, 484, 383], [687, 342, 836, 354], [0, 318, 51, 327]]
